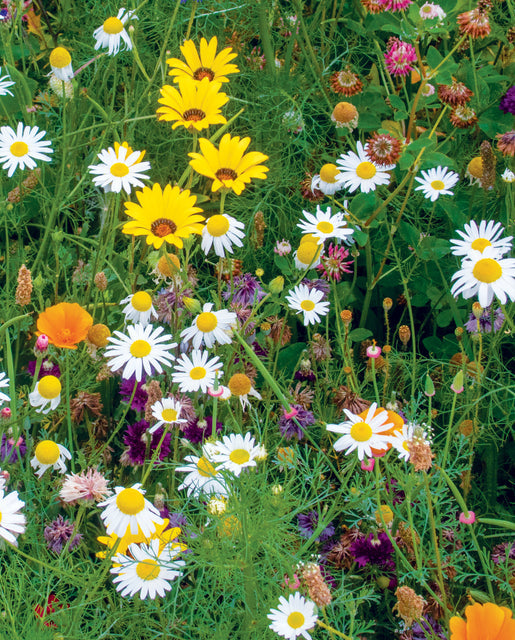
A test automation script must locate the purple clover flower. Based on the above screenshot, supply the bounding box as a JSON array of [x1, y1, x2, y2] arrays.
[[279, 404, 315, 440], [298, 511, 335, 542], [223, 273, 265, 306], [465, 306, 505, 334], [44, 515, 82, 554]]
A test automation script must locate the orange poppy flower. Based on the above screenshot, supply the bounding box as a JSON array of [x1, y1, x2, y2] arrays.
[[37, 302, 93, 349], [450, 602, 515, 640]]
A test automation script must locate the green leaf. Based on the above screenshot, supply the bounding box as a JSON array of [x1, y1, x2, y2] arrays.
[[393, 109, 409, 121], [426, 46, 443, 69], [348, 328, 373, 343], [274, 254, 292, 275], [276, 342, 307, 377], [436, 309, 453, 327], [388, 94, 405, 110], [350, 191, 377, 217]]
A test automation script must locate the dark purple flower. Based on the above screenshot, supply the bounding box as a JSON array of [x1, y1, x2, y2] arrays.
[[500, 86, 515, 115], [223, 273, 265, 306], [44, 515, 82, 554], [1, 434, 26, 463], [465, 306, 505, 334], [167, 511, 196, 541], [409, 617, 446, 640], [182, 416, 222, 444], [279, 404, 315, 440], [386, 478, 406, 505], [27, 359, 61, 379], [122, 419, 171, 465], [300, 278, 330, 298], [350, 532, 395, 569], [119, 377, 148, 411], [491, 541, 515, 564], [298, 511, 335, 542], [155, 286, 191, 324]]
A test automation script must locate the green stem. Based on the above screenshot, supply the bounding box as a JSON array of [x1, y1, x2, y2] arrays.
[[65, 350, 75, 471]]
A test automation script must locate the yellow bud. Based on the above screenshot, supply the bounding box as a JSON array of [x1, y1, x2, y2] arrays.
[[183, 297, 202, 313], [269, 276, 284, 294]]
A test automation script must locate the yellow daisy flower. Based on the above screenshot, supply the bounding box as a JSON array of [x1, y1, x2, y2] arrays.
[[166, 36, 239, 84], [157, 77, 228, 132], [188, 133, 269, 195], [122, 183, 205, 249]]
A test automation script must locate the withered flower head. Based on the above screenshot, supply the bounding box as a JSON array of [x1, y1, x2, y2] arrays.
[[496, 130, 515, 158], [268, 315, 292, 346], [393, 586, 426, 627], [437, 81, 473, 107], [333, 385, 370, 416], [300, 562, 332, 607], [70, 391, 103, 424], [15, 264, 33, 306], [365, 133, 403, 166], [329, 67, 363, 96], [449, 104, 478, 129], [408, 437, 434, 472]]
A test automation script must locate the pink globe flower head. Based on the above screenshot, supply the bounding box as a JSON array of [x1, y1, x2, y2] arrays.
[[0, 407, 11, 419], [35, 334, 49, 353], [459, 510, 476, 524], [361, 458, 375, 472], [384, 38, 417, 77], [379, 0, 413, 11], [366, 343, 382, 358]]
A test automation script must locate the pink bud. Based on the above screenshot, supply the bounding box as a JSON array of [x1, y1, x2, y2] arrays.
[[208, 386, 224, 398], [283, 407, 298, 420], [36, 334, 49, 352], [459, 510, 476, 525], [361, 458, 375, 472], [0, 407, 11, 419], [366, 344, 382, 358], [282, 574, 301, 589]]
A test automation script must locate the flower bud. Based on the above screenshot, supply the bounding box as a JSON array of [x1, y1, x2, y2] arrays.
[[35, 334, 49, 353], [472, 302, 483, 319], [268, 276, 284, 294], [399, 325, 411, 345], [451, 370, 464, 394], [183, 297, 202, 314], [424, 374, 435, 397], [383, 297, 393, 311]]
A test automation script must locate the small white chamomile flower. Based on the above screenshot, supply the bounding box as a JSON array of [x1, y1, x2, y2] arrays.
[[336, 142, 391, 193], [201, 213, 245, 258], [30, 440, 71, 478], [0, 67, 15, 96], [89, 142, 151, 194], [450, 220, 512, 259], [120, 291, 158, 327], [414, 166, 459, 201], [172, 350, 223, 393], [310, 163, 346, 195], [267, 592, 318, 640], [93, 8, 137, 56], [0, 489, 26, 546], [180, 302, 237, 350], [148, 398, 186, 434], [98, 483, 163, 537], [0, 371, 10, 405], [0, 122, 53, 177], [29, 375, 61, 414], [297, 205, 354, 245], [285, 283, 330, 326], [49, 46, 74, 81], [176, 448, 228, 498], [211, 433, 262, 477]]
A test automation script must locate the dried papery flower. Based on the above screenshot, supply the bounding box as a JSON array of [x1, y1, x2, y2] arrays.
[[94, 271, 108, 291], [333, 385, 370, 415], [457, 2, 492, 39], [383, 297, 393, 311], [496, 130, 515, 157], [310, 333, 332, 361], [300, 173, 324, 202], [44, 515, 82, 554], [300, 562, 332, 607], [329, 67, 363, 96], [409, 438, 434, 471], [144, 380, 163, 424], [399, 325, 411, 345], [393, 586, 426, 627], [69, 391, 103, 423], [365, 133, 402, 167], [15, 264, 33, 306], [459, 419, 474, 436], [59, 468, 111, 504], [289, 382, 315, 409], [331, 101, 359, 130], [361, 0, 386, 12], [437, 81, 473, 107], [479, 140, 496, 190], [268, 315, 292, 346], [449, 104, 478, 128], [87, 323, 111, 348], [253, 211, 266, 249], [214, 258, 243, 281], [7, 168, 40, 203], [340, 309, 353, 327]]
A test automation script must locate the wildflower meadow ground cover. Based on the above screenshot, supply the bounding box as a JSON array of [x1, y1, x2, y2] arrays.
[[0, 0, 514, 638]]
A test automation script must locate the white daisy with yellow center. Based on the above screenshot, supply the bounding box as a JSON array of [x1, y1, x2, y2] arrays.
[[104, 324, 176, 381], [267, 592, 318, 640], [172, 349, 223, 393], [326, 402, 393, 461], [297, 204, 354, 245], [0, 67, 15, 97], [310, 163, 346, 195], [211, 433, 261, 477], [390, 422, 429, 462], [414, 165, 459, 201], [176, 446, 228, 498], [49, 46, 74, 81], [336, 141, 391, 193], [98, 483, 163, 537], [0, 122, 53, 178], [0, 371, 10, 405], [29, 375, 62, 414], [180, 302, 237, 349], [451, 246, 515, 308], [30, 440, 71, 478], [93, 8, 136, 56], [148, 397, 186, 434], [89, 142, 151, 194], [120, 291, 158, 327], [450, 220, 512, 259], [294, 235, 323, 270], [285, 283, 330, 326], [201, 213, 245, 257], [0, 489, 26, 546]]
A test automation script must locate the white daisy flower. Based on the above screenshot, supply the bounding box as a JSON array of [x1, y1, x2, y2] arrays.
[[104, 324, 177, 381], [172, 349, 223, 393], [0, 122, 53, 177], [93, 8, 136, 56], [120, 291, 158, 327], [0, 371, 10, 405], [201, 213, 245, 258], [336, 141, 391, 193], [450, 220, 512, 259], [211, 433, 262, 477], [326, 402, 393, 461], [294, 239, 323, 270], [88, 142, 151, 194], [0, 67, 15, 96], [285, 283, 330, 326], [297, 205, 354, 246], [98, 483, 163, 537], [29, 375, 61, 414], [419, 2, 446, 20], [310, 163, 346, 195], [30, 440, 71, 478], [451, 246, 515, 308], [501, 168, 515, 183], [0, 489, 26, 546], [414, 166, 459, 201], [176, 448, 228, 498], [111, 538, 185, 600], [180, 302, 237, 349], [389, 423, 414, 461], [148, 398, 186, 434], [267, 592, 318, 640], [49, 46, 74, 81]]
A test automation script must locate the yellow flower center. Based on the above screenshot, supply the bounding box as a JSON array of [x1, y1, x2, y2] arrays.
[[135, 559, 160, 581], [297, 242, 321, 265], [470, 238, 491, 252], [300, 299, 315, 311], [350, 421, 373, 442], [35, 440, 60, 465], [103, 17, 124, 34], [206, 214, 230, 237], [197, 456, 217, 477], [355, 161, 376, 180], [131, 291, 152, 312], [467, 156, 483, 178], [10, 141, 29, 157], [116, 488, 145, 515], [49, 47, 71, 68], [402, 440, 410, 451], [319, 163, 339, 183], [196, 311, 218, 333], [190, 366, 206, 380], [157, 253, 180, 277], [88, 323, 111, 348], [161, 408, 178, 422], [130, 339, 152, 358], [38, 375, 62, 400], [110, 162, 129, 177], [472, 258, 502, 283], [287, 612, 305, 629], [316, 221, 334, 234], [151, 218, 177, 238], [228, 373, 252, 396], [430, 180, 445, 190], [229, 448, 250, 465]]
